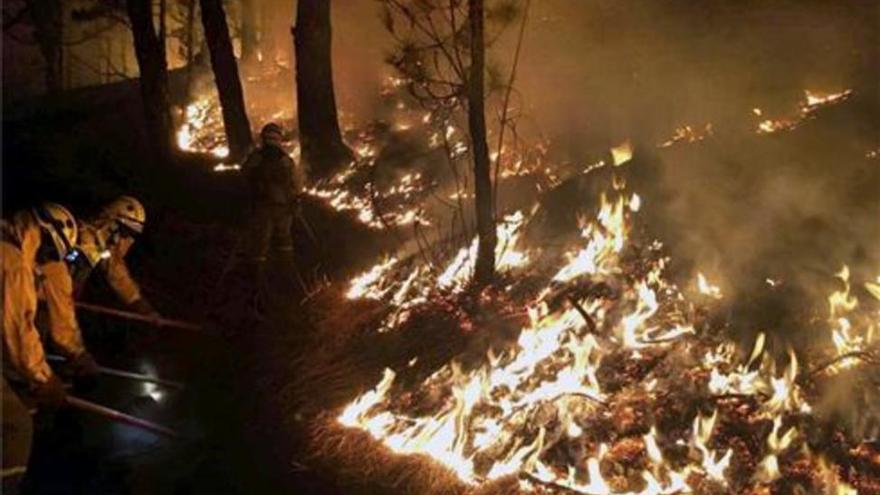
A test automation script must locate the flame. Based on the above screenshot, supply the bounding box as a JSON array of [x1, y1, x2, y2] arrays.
[[437, 211, 529, 290], [339, 181, 713, 489], [696, 272, 723, 299], [754, 89, 852, 135], [304, 169, 431, 230], [691, 410, 732, 482], [825, 266, 874, 373], [611, 140, 633, 166], [176, 93, 230, 158], [335, 137, 873, 491], [552, 193, 631, 283], [347, 257, 398, 300], [657, 123, 713, 148]]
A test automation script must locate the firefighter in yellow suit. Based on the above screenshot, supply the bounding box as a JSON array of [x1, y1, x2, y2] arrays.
[[72, 196, 158, 319], [2, 204, 77, 488]]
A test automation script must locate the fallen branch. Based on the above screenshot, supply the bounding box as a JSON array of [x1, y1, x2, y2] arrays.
[[566, 295, 597, 333], [808, 350, 879, 378]]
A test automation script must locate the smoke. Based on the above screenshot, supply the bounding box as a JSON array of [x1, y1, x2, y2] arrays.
[[303, 1, 880, 328], [490, 0, 879, 346]]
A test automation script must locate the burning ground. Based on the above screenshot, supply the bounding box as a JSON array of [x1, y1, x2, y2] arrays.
[[261, 87, 880, 495]]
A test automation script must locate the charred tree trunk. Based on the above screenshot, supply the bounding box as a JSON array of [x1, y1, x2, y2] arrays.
[[239, 0, 259, 65], [126, 0, 173, 161], [468, 0, 496, 286], [199, 0, 253, 160], [28, 0, 63, 94], [293, 0, 353, 180]]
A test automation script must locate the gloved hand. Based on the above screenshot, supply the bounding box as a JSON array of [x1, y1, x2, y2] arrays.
[[70, 351, 100, 379], [32, 375, 68, 409], [130, 298, 160, 320]]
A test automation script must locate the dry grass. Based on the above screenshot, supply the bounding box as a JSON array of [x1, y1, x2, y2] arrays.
[[307, 412, 468, 495]]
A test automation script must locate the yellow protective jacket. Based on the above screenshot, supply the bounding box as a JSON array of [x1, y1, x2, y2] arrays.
[[39, 261, 86, 359], [1, 212, 53, 384], [79, 219, 141, 305]]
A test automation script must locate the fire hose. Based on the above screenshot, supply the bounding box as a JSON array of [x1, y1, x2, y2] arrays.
[[46, 354, 185, 390], [66, 395, 180, 438], [75, 302, 203, 332]]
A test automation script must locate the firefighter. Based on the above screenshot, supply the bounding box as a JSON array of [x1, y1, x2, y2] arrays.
[[2, 204, 76, 487], [72, 196, 160, 320], [242, 123, 302, 280]]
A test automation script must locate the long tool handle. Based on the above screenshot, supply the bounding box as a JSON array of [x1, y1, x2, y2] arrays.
[[66, 395, 180, 438], [46, 355, 185, 390], [75, 302, 203, 331]]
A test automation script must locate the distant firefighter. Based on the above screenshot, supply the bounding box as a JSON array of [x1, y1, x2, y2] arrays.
[[2, 204, 77, 486], [242, 123, 302, 276], [70, 196, 160, 320]]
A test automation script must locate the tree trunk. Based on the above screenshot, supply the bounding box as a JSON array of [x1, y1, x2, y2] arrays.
[[28, 0, 63, 94], [240, 0, 259, 64], [468, 0, 496, 286], [158, 0, 167, 61], [126, 0, 173, 161], [199, 0, 253, 160], [184, 0, 196, 97], [293, 0, 353, 180]]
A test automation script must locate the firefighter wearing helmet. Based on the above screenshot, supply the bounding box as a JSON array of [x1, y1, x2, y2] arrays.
[[2, 203, 78, 485], [72, 196, 159, 319], [241, 123, 303, 281]]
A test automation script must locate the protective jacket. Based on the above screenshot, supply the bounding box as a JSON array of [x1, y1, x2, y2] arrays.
[[243, 144, 300, 206], [76, 218, 142, 305], [38, 261, 87, 358], [1, 211, 53, 385]]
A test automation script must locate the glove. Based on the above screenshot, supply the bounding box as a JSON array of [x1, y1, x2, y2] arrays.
[[130, 298, 160, 319], [32, 375, 68, 409], [70, 351, 100, 379]]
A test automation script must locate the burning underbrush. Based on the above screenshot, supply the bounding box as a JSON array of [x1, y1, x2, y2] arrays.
[[296, 157, 879, 494], [174, 73, 559, 232], [170, 75, 878, 494]]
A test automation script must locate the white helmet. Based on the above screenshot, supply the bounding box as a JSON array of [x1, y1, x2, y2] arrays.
[[102, 196, 146, 234], [33, 203, 78, 258]]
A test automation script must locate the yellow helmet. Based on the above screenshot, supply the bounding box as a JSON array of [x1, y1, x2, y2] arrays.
[[33, 202, 78, 258], [102, 196, 146, 234]]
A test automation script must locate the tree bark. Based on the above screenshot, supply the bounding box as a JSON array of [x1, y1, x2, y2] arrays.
[[199, 0, 254, 160], [468, 0, 496, 286], [126, 0, 173, 161], [28, 0, 63, 94], [293, 0, 353, 180], [239, 0, 259, 64]]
